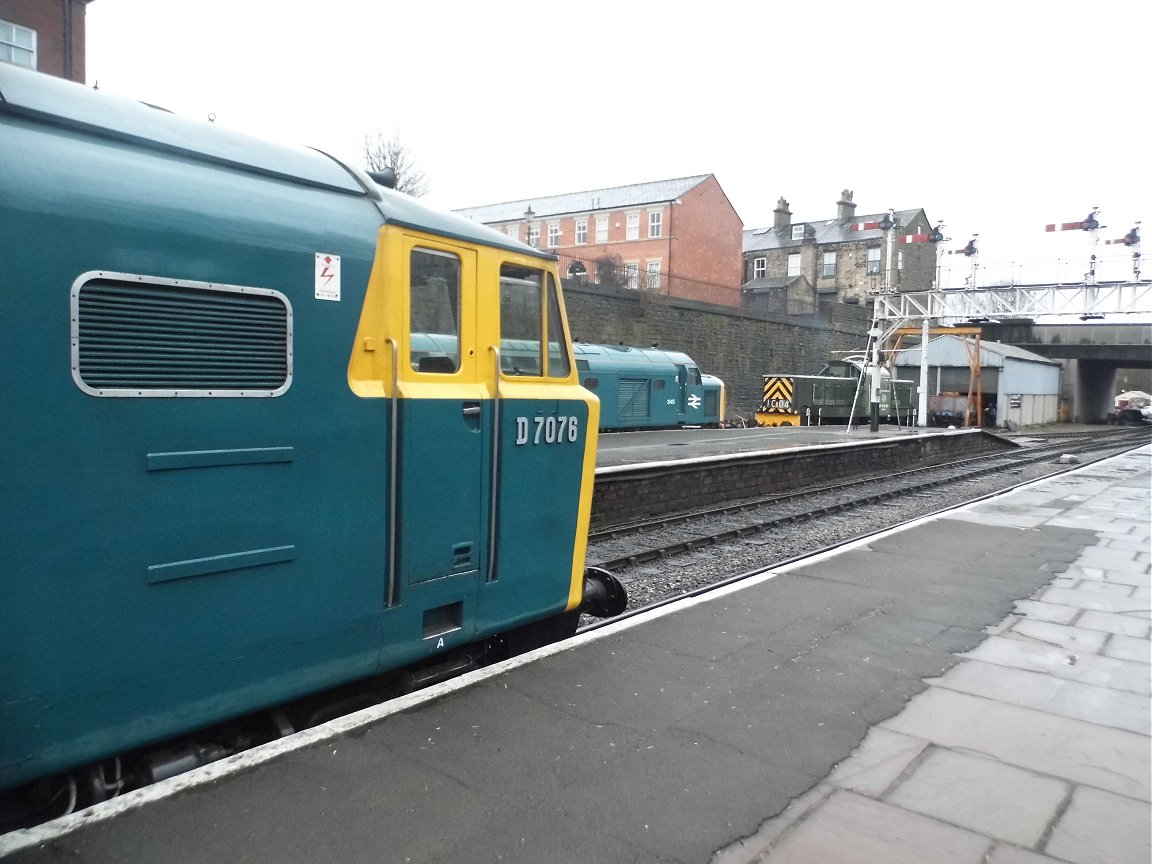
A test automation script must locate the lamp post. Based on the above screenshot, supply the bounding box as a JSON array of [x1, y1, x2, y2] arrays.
[[524, 206, 535, 247]]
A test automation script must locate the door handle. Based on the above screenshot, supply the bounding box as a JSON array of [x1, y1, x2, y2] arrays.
[[462, 404, 481, 416]]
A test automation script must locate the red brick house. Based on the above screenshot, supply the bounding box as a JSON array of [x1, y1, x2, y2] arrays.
[[455, 174, 745, 306], [0, 0, 94, 83]]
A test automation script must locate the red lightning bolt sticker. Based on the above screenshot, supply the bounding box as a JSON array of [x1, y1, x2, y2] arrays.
[[315, 252, 341, 301]]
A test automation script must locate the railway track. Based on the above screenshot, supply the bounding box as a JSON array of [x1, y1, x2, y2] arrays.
[[583, 428, 1151, 620]]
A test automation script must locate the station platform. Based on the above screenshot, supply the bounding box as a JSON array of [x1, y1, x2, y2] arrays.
[[594, 423, 953, 469], [2, 447, 1148, 864]]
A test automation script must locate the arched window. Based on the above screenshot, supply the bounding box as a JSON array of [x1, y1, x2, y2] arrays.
[[567, 261, 587, 283]]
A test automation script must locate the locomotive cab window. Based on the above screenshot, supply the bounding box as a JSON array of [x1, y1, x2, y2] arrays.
[[409, 248, 461, 373], [499, 264, 571, 378]]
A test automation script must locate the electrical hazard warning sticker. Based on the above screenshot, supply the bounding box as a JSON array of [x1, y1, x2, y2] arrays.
[[315, 253, 341, 301]]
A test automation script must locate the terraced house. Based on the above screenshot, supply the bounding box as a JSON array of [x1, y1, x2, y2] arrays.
[[455, 174, 745, 307], [742, 190, 939, 313]]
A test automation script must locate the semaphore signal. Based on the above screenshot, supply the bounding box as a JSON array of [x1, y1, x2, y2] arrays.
[[1045, 207, 1101, 233]]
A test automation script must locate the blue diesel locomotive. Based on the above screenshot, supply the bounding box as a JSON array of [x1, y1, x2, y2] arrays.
[[0, 65, 623, 821], [573, 343, 725, 430]]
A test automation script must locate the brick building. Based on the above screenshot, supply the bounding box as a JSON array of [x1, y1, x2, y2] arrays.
[[0, 0, 93, 83], [742, 190, 940, 309], [455, 174, 745, 307]]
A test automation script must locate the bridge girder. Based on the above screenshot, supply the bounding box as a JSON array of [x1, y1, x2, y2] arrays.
[[872, 281, 1151, 325]]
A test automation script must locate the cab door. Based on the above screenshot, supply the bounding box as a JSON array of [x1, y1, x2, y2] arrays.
[[476, 263, 594, 635], [394, 241, 487, 646]]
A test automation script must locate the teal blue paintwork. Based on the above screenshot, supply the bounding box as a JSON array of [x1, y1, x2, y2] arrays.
[[573, 343, 724, 430], [0, 64, 588, 793]]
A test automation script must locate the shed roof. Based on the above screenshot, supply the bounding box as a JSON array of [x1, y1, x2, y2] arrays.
[[741, 275, 806, 293], [454, 175, 713, 223], [891, 335, 1062, 368]]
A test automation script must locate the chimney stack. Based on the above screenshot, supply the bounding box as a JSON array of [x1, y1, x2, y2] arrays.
[[773, 197, 791, 230], [837, 189, 856, 221]]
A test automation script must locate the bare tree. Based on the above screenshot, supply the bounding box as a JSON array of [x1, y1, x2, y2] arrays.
[[362, 130, 430, 198]]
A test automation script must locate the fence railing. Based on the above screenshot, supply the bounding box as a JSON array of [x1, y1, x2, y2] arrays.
[[551, 250, 742, 307]]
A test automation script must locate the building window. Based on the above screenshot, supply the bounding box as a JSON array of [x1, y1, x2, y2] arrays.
[[648, 211, 663, 238], [567, 261, 587, 283], [506, 225, 519, 239], [575, 219, 587, 245], [822, 252, 837, 277], [595, 215, 609, 243], [626, 212, 640, 241], [624, 262, 639, 290], [898, 250, 904, 271], [791, 224, 805, 240], [867, 247, 881, 274], [646, 261, 662, 291], [0, 19, 36, 69], [787, 253, 801, 277], [547, 223, 561, 248], [753, 257, 767, 279], [527, 224, 539, 248]]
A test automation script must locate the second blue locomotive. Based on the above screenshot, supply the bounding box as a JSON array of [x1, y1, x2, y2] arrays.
[[573, 343, 725, 431]]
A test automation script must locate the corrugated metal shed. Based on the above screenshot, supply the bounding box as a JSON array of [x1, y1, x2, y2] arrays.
[[893, 335, 1062, 427], [891, 335, 1062, 371]]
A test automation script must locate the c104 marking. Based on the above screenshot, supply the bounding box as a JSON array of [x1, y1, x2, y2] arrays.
[[515, 415, 579, 445]]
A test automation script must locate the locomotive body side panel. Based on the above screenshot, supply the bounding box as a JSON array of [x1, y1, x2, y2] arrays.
[[0, 65, 598, 796]]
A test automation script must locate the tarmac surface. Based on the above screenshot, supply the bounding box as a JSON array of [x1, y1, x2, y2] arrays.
[[593, 423, 947, 468], [2, 443, 1148, 864]]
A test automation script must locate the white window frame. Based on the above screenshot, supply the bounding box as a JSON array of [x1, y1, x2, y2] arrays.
[[506, 225, 519, 239], [867, 247, 881, 274], [648, 210, 663, 239], [624, 261, 639, 290], [0, 19, 36, 69], [898, 250, 904, 271], [547, 223, 561, 248], [626, 212, 640, 241], [595, 215, 609, 244], [822, 251, 837, 277], [753, 257, 767, 279], [791, 224, 806, 240], [787, 253, 801, 277], [527, 224, 540, 248], [646, 260, 662, 290], [575, 219, 587, 245]]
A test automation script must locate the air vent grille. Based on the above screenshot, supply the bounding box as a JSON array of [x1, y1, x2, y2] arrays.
[[73, 275, 292, 396]]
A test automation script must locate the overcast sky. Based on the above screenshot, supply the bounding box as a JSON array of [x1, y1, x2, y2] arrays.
[[85, 1, 1146, 287]]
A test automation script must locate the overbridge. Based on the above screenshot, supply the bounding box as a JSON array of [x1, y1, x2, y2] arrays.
[[870, 280, 1151, 423]]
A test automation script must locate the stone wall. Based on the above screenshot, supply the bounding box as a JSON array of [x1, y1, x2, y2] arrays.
[[590, 430, 1015, 528], [563, 280, 872, 419]]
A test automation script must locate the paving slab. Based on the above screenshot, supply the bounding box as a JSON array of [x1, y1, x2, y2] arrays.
[[930, 659, 1151, 735], [884, 748, 1069, 847], [1076, 609, 1152, 638], [963, 634, 1151, 694], [881, 685, 1150, 801], [757, 791, 991, 864], [826, 728, 927, 797], [1044, 786, 1152, 864]]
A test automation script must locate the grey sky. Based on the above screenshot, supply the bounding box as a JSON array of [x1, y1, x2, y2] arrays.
[[85, 0, 1146, 286]]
